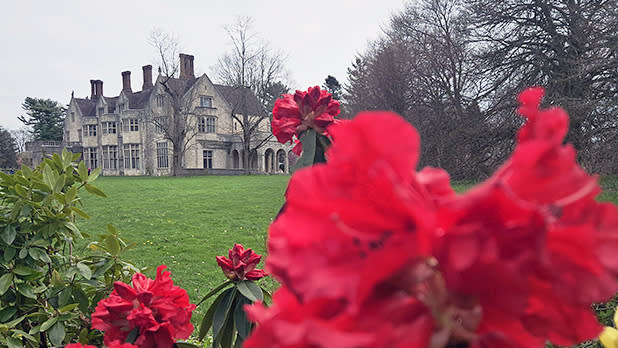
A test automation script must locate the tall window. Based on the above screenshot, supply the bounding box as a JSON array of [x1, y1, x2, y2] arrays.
[[156, 95, 164, 107], [155, 117, 167, 134], [157, 142, 169, 168], [200, 96, 213, 108], [203, 150, 213, 169], [123, 144, 140, 169], [102, 146, 118, 169], [206, 117, 216, 133], [71, 112, 75, 122], [83, 125, 97, 137], [84, 148, 98, 169], [198, 117, 205, 133], [102, 122, 117, 135]]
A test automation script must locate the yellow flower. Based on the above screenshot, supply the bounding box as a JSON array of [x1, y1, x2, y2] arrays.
[[600, 307, 618, 348]]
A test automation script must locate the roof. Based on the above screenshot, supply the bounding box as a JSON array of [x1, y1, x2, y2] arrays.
[[127, 89, 153, 109], [214, 84, 266, 116], [74, 98, 96, 116]]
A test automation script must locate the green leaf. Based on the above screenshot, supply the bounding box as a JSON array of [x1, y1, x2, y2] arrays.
[[78, 161, 88, 181], [236, 281, 263, 302], [17, 283, 36, 299], [58, 303, 79, 313], [3, 247, 16, 262], [0, 272, 13, 295], [0, 306, 17, 322], [126, 327, 139, 344], [292, 129, 317, 172], [196, 280, 233, 307], [76, 262, 92, 280], [1, 225, 17, 245], [106, 223, 117, 235], [48, 321, 65, 346], [198, 287, 228, 340], [14, 184, 28, 197], [212, 287, 236, 344], [218, 316, 235, 348], [5, 315, 26, 328], [58, 287, 72, 307], [87, 167, 101, 182], [260, 286, 272, 304], [72, 206, 90, 219], [84, 183, 107, 198], [6, 336, 22, 348], [40, 317, 58, 332], [233, 334, 243, 348], [233, 294, 251, 339], [13, 265, 35, 276], [78, 328, 89, 344], [72, 286, 89, 313], [53, 175, 65, 193], [104, 235, 120, 256], [175, 343, 202, 348]]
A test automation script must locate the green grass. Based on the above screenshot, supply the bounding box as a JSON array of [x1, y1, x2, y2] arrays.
[[75, 175, 618, 321], [76, 175, 290, 319]]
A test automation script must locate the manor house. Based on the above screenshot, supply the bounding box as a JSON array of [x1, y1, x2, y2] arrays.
[[63, 53, 292, 176]]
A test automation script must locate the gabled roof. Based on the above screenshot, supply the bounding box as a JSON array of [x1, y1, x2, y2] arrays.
[[214, 85, 266, 116], [74, 98, 96, 116]]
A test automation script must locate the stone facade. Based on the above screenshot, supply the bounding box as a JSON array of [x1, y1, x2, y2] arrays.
[[63, 54, 293, 176]]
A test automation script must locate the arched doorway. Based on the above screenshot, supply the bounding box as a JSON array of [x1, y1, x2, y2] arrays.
[[288, 150, 298, 173], [250, 150, 258, 170], [276, 149, 286, 173], [232, 150, 240, 169], [264, 148, 275, 173]]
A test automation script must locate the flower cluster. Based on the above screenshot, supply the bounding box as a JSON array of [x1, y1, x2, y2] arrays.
[[216, 243, 267, 281], [245, 87, 618, 348], [91, 265, 195, 348], [272, 86, 340, 154]]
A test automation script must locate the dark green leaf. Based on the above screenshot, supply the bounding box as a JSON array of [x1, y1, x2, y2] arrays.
[[76, 262, 92, 280], [6, 336, 22, 348], [0, 273, 13, 295], [48, 321, 65, 346], [236, 281, 263, 302], [1, 225, 17, 245], [17, 283, 36, 299], [233, 333, 243, 348], [0, 306, 17, 322], [5, 315, 26, 328], [213, 287, 235, 344], [292, 129, 317, 172], [126, 327, 139, 344], [233, 295, 251, 339], [13, 265, 35, 276], [218, 316, 235, 348], [196, 280, 233, 307], [58, 303, 79, 313], [198, 287, 228, 340], [58, 287, 72, 307], [175, 343, 202, 348], [18, 248, 28, 259], [72, 286, 89, 313], [3, 247, 16, 261], [78, 328, 89, 344]]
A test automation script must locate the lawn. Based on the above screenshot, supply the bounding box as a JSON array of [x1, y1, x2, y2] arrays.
[[75, 174, 618, 321]]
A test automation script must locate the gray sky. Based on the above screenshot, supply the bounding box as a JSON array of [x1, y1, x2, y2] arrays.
[[0, 0, 406, 131]]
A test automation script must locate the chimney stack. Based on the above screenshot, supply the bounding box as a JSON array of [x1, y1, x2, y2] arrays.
[[94, 80, 103, 98], [122, 71, 132, 93], [142, 65, 153, 90], [179, 53, 195, 79], [90, 80, 96, 99]]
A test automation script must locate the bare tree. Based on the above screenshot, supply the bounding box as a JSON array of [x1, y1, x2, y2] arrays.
[[149, 30, 199, 176], [212, 16, 289, 173], [10, 127, 33, 153]]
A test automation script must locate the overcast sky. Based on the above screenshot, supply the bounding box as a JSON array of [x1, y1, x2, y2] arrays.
[[0, 0, 407, 131]]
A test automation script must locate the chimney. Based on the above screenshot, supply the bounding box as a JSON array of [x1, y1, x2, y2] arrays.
[[179, 53, 195, 79], [142, 65, 153, 90], [94, 80, 103, 98], [122, 71, 132, 93], [90, 80, 96, 99]]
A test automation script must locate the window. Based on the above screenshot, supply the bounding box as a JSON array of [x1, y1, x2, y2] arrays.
[[123, 119, 139, 132], [157, 142, 169, 168], [155, 117, 167, 134], [102, 122, 117, 135], [156, 95, 164, 107], [83, 125, 97, 137], [71, 112, 75, 122], [84, 147, 98, 169], [200, 96, 213, 108], [206, 117, 216, 133], [118, 103, 125, 111], [64, 131, 70, 142], [78, 129, 82, 141], [198, 117, 205, 133], [203, 150, 213, 169], [102, 146, 118, 169], [98, 107, 105, 115], [123, 144, 140, 169]]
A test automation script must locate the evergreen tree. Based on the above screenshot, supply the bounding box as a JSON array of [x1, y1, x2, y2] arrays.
[[0, 126, 17, 168], [18, 97, 65, 141], [322, 75, 342, 100]]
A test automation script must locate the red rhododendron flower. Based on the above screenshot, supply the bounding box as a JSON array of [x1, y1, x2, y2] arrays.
[[216, 243, 266, 281], [272, 86, 340, 154], [249, 87, 618, 348], [91, 265, 195, 348]]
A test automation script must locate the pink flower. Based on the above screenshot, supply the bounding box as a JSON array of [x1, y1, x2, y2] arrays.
[[216, 243, 267, 281]]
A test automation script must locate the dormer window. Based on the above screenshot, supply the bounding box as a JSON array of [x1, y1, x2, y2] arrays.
[[98, 107, 105, 115], [200, 96, 213, 108]]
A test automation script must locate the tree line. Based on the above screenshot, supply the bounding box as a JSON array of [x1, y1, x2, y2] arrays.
[[342, 0, 618, 179]]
